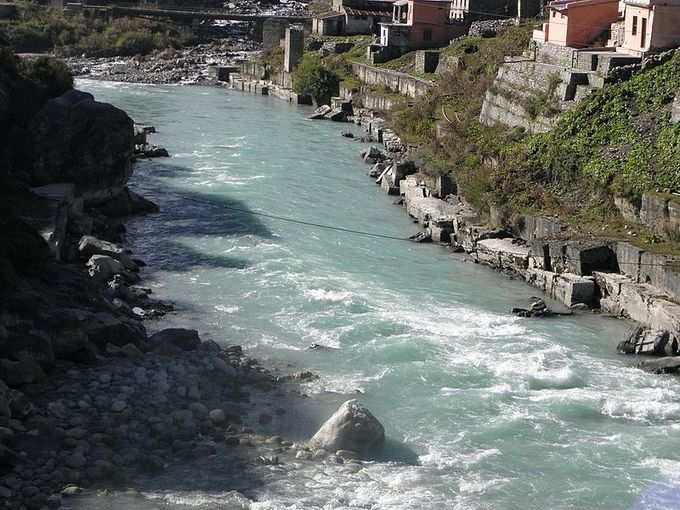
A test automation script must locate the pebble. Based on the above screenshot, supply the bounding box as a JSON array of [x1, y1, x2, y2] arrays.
[[111, 400, 127, 412], [66, 453, 87, 469], [208, 409, 226, 425], [61, 485, 82, 497]]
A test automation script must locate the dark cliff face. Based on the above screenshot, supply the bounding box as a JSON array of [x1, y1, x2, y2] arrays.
[[1, 79, 134, 199], [26, 90, 134, 198], [0, 54, 135, 286]]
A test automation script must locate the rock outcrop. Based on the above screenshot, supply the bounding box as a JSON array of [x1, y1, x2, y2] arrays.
[[26, 90, 134, 201], [309, 400, 385, 455]]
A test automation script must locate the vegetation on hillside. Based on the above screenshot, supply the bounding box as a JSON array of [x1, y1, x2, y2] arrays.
[[0, 46, 72, 97], [0, 1, 194, 56], [386, 24, 532, 207], [379, 24, 680, 246], [495, 53, 680, 213], [293, 53, 339, 104]]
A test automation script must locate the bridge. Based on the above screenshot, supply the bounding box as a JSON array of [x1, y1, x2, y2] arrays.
[[66, 3, 312, 24]]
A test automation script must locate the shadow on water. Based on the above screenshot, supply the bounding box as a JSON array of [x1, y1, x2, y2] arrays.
[[125, 161, 273, 274], [378, 437, 421, 466]]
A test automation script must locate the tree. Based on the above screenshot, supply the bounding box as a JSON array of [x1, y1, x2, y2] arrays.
[[293, 54, 339, 106], [20, 56, 73, 98]]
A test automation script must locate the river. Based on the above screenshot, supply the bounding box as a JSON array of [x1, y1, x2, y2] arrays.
[[76, 80, 680, 510]]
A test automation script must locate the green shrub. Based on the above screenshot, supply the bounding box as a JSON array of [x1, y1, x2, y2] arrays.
[[293, 54, 339, 105], [114, 31, 155, 56], [20, 56, 73, 97]]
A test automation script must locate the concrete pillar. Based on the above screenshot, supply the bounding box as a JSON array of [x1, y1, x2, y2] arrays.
[[262, 19, 289, 49], [284, 26, 304, 73]]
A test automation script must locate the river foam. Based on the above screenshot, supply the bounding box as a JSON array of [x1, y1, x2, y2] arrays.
[[77, 79, 680, 510]]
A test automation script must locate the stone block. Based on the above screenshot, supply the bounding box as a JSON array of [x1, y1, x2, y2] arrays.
[[672, 93, 680, 123], [517, 214, 563, 241], [526, 269, 595, 307], [594, 271, 680, 334], [545, 240, 616, 275], [476, 238, 530, 273], [615, 241, 644, 281], [614, 196, 639, 223], [430, 219, 453, 243], [640, 192, 669, 231]]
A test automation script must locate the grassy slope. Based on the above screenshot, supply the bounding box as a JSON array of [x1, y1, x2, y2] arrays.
[[491, 51, 680, 248]]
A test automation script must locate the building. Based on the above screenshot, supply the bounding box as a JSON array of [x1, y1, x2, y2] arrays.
[[532, 0, 680, 55], [619, 0, 680, 55], [450, 0, 541, 21], [532, 0, 620, 48], [312, 0, 395, 36], [379, 0, 461, 50]]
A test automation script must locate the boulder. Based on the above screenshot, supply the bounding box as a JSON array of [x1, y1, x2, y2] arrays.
[[95, 187, 159, 217], [0, 328, 54, 368], [362, 146, 386, 165], [149, 328, 201, 352], [26, 89, 134, 201], [673, 93, 680, 123], [78, 236, 137, 271], [208, 409, 226, 425], [142, 146, 169, 158], [309, 105, 332, 120], [309, 400, 385, 455], [86, 255, 138, 283], [638, 356, 680, 374], [83, 312, 147, 348], [617, 326, 678, 356], [0, 358, 45, 386], [0, 379, 10, 418]]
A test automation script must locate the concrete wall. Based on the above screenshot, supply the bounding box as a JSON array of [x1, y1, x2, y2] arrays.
[[284, 27, 304, 73], [240, 62, 268, 80], [479, 60, 577, 133], [351, 62, 433, 97], [638, 192, 680, 238], [360, 91, 398, 111]]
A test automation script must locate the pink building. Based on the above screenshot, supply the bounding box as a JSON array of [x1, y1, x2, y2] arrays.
[[532, 0, 620, 48], [620, 0, 680, 55], [380, 0, 459, 50]]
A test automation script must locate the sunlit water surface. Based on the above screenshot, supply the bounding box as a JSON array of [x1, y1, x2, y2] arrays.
[[73, 80, 680, 509]]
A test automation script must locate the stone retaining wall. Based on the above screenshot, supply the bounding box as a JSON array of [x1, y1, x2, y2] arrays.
[[365, 153, 680, 343], [351, 63, 433, 98]]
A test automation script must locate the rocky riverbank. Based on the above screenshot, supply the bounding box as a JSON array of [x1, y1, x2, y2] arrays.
[[344, 108, 680, 372], [67, 38, 260, 85], [1, 51, 354, 509]]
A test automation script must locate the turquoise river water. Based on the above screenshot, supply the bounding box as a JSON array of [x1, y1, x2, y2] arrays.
[[77, 80, 680, 510]]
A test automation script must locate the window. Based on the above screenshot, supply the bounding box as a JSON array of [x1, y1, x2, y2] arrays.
[[641, 17, 647, 46], [424, 28, 432, 41], [632, 15, 638, 35], [552, 10, 556, 17]]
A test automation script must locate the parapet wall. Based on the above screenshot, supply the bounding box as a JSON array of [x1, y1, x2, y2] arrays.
[[351, 63, 433, 98]]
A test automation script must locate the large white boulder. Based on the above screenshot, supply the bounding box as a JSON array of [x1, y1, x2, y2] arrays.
[[309, 400, 385, 454]]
